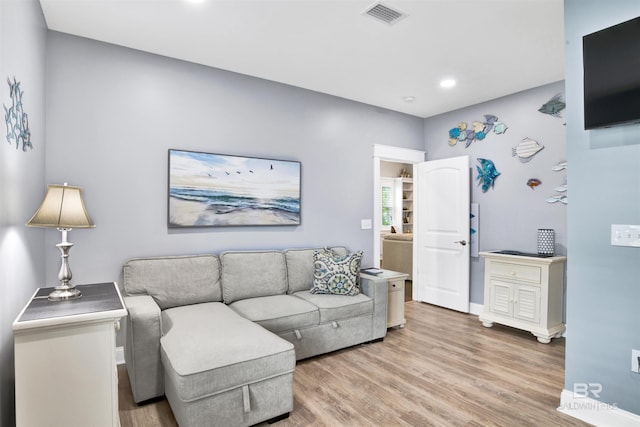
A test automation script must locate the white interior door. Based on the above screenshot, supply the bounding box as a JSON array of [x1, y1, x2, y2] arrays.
[[416, 156, 470, 313]]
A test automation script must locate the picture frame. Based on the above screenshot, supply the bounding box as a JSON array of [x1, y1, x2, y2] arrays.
[[168, 149, 301, 227]]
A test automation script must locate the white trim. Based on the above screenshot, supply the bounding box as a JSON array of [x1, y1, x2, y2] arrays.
[[373, 144, 425, 163], [116, 346, 125, 365], [469, 303, 483, 316], [558, 389, 640, 426], [373, 157, 382, 268]]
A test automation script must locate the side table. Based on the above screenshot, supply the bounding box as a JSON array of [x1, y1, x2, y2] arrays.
[[362, 269, 408, 328], [13, 282, 127, 427]]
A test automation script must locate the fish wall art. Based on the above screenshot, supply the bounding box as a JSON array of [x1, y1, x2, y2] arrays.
[[3, 76, 32, 151], [512, 137, 544, 163], [526, 178, 541, 190], [470, 203, 479, 257], [538, 93, 566, 118], [547, 161, 568, 205], [546, 195, 567, 204], [448, 114, 508, 147], [476, 158, 500, 192]]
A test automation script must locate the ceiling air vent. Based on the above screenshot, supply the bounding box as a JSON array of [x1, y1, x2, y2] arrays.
[[362, 2, 407, 26]]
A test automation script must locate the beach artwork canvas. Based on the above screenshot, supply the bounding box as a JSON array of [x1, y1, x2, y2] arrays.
[[168, 149, 301, 227]]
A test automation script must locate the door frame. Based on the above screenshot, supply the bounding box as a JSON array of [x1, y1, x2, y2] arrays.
[[372, 144, 425, 299]]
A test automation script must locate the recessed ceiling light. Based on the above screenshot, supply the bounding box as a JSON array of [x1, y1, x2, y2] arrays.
[[185, 0, 205, 3], [402, 96, 416, 103], [440, 79, 456, 88]]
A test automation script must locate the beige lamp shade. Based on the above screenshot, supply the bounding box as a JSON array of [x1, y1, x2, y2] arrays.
[[27, 184, 95, 229]]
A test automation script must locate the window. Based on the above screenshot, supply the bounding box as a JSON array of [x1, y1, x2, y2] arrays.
[[381, 178, 395, 230]]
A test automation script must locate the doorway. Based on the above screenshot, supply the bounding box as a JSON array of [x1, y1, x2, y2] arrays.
[[372, 144, 425, 300]]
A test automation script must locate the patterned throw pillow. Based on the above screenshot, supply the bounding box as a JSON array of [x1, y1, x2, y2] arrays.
[[311, 249, 363, 296]]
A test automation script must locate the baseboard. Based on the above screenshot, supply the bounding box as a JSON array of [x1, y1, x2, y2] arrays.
[[469, 303, 483, 316], [558, 389, 640, 426], [116, 346, 125, 365]]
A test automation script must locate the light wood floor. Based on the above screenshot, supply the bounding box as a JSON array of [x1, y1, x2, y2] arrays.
[[118, 301, 591, 426]]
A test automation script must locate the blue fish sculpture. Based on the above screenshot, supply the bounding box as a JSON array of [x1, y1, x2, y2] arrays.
[[493, 122, 508, 134], [476, 158, 500, 192], [538, 93, 566, 117]]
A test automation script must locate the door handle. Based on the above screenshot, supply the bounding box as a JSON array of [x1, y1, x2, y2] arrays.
[[454, 240, 467, 246]]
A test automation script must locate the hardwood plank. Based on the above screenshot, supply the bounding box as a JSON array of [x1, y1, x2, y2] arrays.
[[119, 302, 591, 426]]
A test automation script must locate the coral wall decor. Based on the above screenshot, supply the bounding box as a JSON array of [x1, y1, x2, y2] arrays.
[[3, 77, 32, 151], [448, 114, 508, 147]]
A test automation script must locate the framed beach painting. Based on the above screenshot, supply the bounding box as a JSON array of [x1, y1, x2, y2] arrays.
[[168, 149, 301, 227]]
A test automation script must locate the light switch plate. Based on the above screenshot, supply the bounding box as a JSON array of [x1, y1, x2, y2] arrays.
[[360, 219, 372, 230], [611, 224, 640, 247]]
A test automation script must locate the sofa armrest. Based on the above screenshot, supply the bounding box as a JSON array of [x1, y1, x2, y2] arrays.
[[124, 295, 164, 403], [360, 274, 388, 340]]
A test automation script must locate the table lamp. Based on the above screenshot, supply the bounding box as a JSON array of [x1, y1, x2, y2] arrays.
[[26, 183, 95, 301]]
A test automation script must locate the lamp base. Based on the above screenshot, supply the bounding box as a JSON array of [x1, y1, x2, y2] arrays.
[[48, 286, 82, 301]]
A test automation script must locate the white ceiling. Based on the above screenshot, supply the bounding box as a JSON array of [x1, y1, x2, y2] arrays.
[[38, 0, 565, 119]]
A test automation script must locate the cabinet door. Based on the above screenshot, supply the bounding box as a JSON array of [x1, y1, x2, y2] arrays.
[[514, 284, 540, 324], [387, 279, 405, 327], [489, 280, 513, 317], [15, 321, 118, 426]]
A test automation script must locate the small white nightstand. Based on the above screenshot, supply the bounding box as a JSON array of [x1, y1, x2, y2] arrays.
[[13, 282, 127, 427], [362, 269, 408, 328]]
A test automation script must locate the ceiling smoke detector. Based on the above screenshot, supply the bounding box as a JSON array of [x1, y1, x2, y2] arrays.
[[362, 2, 407, 26]]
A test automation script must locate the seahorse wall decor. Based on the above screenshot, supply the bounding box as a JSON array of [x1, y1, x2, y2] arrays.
[[3, 76, 32, 151]]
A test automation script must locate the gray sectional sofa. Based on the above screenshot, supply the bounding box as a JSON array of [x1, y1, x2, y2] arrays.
[[122, 247, 389, 427]]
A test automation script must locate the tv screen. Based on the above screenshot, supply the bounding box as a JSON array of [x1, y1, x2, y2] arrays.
[[583, 16, 640, 130]]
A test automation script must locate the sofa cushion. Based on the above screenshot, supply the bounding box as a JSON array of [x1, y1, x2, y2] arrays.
[[311, 250, 363, 296], [220, 251, 288, 304], [293, 291, 374, 323], [229, 295, 319, 333], [123, 255, 222, 310], [161, 302, 295, 402], [284, 247, 348, 294]]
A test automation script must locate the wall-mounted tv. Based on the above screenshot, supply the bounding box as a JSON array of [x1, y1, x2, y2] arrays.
[[583, 16, 640, 130]]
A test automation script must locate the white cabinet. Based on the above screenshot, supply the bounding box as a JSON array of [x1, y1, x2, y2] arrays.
[[479, 252, 566, 343], [13, 282, 127, 427]]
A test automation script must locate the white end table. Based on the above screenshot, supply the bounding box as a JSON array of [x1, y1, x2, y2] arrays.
[[13, 282, 127, 427]]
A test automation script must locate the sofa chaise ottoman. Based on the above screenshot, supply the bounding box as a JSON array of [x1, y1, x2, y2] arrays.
[[162, 302, 294, 427], [122, 247, 389, 426]]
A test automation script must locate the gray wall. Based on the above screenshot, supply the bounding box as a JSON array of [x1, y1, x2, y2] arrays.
[[564, 0, 640, 413], [44, 32, 425, 289], [424, 81, 567, 304], [0, 0, 47, 425]]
